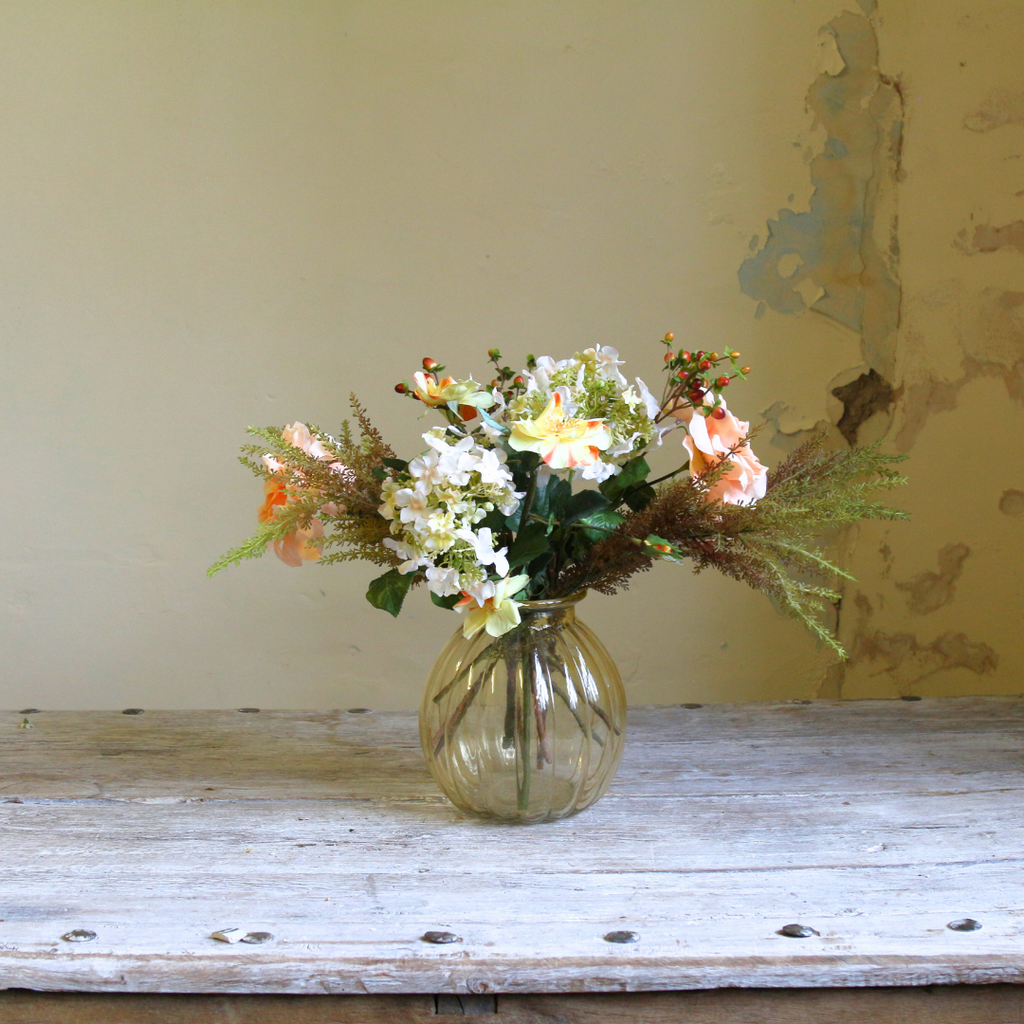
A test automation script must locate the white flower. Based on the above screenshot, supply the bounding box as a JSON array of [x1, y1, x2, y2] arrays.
[[425, 565, 461, 597], [605, 431, 642, 458], [634, 377, 662, 421], [474, 447, 513, 486], [382, 538, 431, 575], [457, 526, 510, 578], [395, 485, 431, 529], [580, 459, 620, 482], [583, 346, 627, 386]]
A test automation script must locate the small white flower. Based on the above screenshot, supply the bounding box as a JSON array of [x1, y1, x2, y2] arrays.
[[583, 346, 627, 386], [605, 431, 642, 458], [457, 526, 510, 578], [580, 459, 620, 482], [425, 565, 461, 597], [634, 377, 662, 421], [382, 538, 431, 575]]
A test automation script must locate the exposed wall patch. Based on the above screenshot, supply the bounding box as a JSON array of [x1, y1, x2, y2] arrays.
[[831, 368, 895, 445], [738, 11, 902, 380]]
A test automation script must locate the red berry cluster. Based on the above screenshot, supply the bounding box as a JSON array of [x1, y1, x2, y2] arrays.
[[394, 357, 448, 398], [660, 333, 751, 417]]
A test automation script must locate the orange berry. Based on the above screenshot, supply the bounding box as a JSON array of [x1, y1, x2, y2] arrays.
[[664, 332, 674, 342], [741, 366, 752, 375], [422, 357, 438, 371]]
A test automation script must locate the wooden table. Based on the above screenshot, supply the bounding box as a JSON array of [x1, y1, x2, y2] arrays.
[[2, 698, 1023, 1022]]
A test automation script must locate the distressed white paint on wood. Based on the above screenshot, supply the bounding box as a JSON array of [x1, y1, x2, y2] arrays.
[[0, 699, 1022, 993]]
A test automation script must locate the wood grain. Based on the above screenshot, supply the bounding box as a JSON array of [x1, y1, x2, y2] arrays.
[[1, 699, 1022, 994]]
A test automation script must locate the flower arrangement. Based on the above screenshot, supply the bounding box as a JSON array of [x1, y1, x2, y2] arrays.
[[210, 335, 906, 656]]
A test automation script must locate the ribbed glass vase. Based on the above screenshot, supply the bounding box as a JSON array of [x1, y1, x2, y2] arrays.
[[419, 592, 626, 823]]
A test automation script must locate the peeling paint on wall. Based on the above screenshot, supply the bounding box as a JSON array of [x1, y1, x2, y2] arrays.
[[739, 11, 902, 381], [831, 368, 895, 445], [895, 286, 1024, 450], [964, 88, 1024, 132], [895, 542, 970, 615], [955, 221, 1024, 255], [853, 628, 998, 694]]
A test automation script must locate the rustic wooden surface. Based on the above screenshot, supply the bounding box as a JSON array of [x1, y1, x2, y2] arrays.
[[1, 698, 1022, 995]]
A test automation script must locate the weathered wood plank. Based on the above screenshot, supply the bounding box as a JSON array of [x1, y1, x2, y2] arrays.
[[0, 991, 437, 1023], [499, 986, 1024, 1023], [2, 987, 1024, 1024], [1, 699, 1022, 993]]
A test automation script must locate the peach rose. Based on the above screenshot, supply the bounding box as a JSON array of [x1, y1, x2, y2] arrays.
[[668, 399, 767, 505], [257, 476, 323, 565]]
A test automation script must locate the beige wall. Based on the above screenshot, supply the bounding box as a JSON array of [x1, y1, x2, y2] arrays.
[[2, 1, 1019, 710]]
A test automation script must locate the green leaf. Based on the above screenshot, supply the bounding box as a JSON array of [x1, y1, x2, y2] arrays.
[[576, 507, 626, 545], [506, 450, 541, 492], [600, 456, 650, 503], [366, 569, 414, 617], [535, 475, 572, 521], [507, 520, 551, 568], [381, 457, 409, 472], [562, 489, 611, 526], [623, 483, 657, 512], [430, 591, 461, 610]]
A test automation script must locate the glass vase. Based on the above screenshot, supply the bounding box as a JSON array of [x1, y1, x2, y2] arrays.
[[419, 592, 626, 823]]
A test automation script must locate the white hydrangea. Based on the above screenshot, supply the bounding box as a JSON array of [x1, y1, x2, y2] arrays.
[[379, 429, 523, 600]]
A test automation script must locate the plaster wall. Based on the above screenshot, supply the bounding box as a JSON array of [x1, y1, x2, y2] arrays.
[[833, 0, 1024, 698], [1, 1, 1017, 710]]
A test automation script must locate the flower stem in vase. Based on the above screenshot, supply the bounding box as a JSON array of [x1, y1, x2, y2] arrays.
[[516, 652, 531, 813]]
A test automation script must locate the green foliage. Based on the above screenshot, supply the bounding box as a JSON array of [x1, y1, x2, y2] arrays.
[[366, 568, 414, 617], [599, 455, 649, 503], [554, 433, 908, 656], [507, 520, 550, 568]]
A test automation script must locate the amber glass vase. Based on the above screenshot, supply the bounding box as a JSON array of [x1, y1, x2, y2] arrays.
[[419, 593, 626, 823]]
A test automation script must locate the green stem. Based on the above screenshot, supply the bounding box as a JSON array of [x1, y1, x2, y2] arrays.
[[516, 657, 531, 813]]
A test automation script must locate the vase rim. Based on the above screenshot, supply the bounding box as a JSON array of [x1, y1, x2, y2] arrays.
[[518, 591, 586, 611]]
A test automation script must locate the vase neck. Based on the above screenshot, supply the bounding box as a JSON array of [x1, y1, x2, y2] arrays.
[[517, 592, 585, 629]]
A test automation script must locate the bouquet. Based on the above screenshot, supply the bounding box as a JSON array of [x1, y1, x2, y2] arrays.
[[210, 335, 906, 656]]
